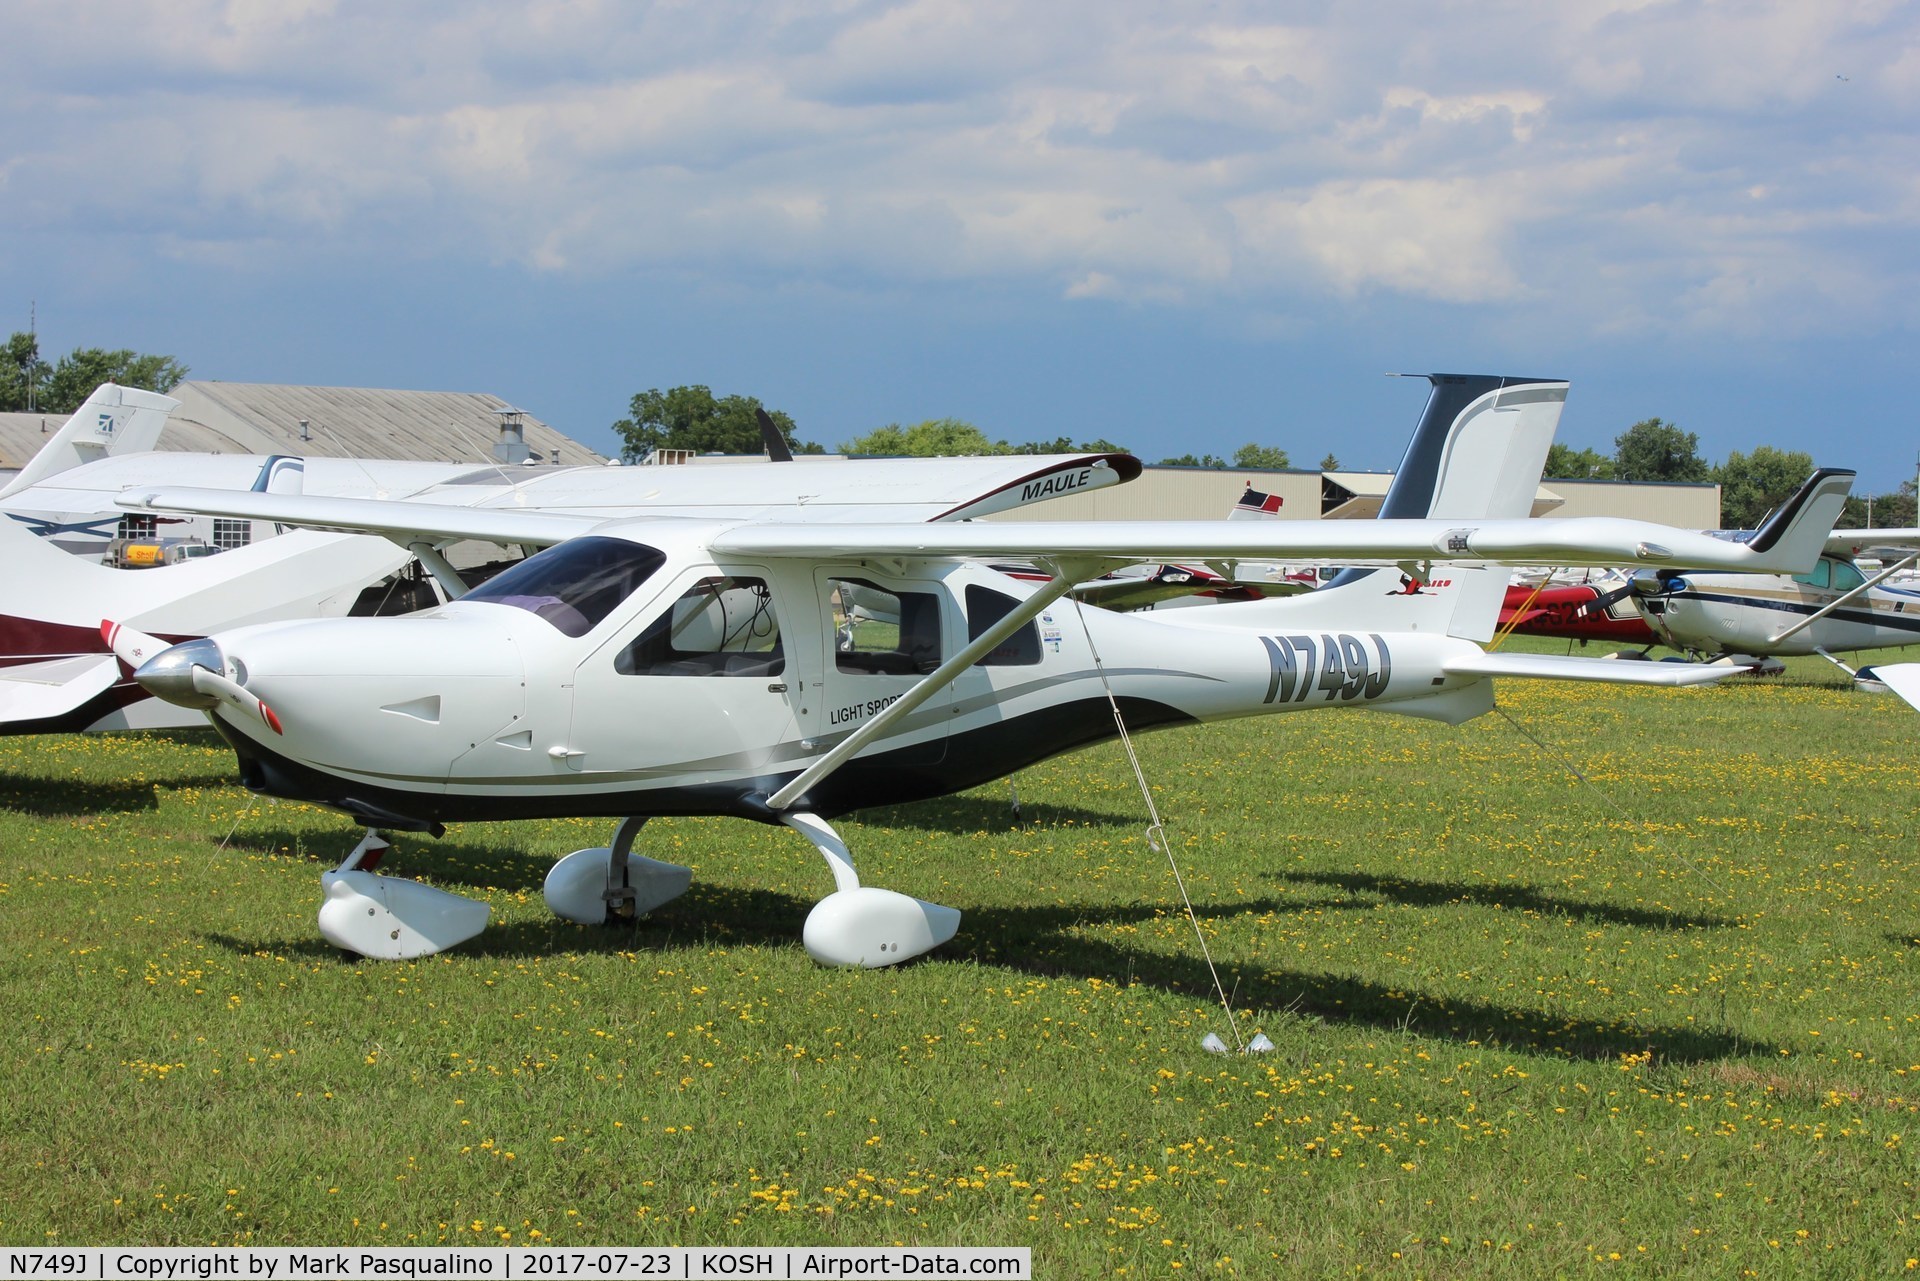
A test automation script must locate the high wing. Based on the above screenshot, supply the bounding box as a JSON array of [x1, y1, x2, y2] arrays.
[[1826, 528, 1920, 559], [127, 466, 1853, 579], [712, 469, 1853, 577], [118, 490, 604, 548], [117, 453, 1140, 548]]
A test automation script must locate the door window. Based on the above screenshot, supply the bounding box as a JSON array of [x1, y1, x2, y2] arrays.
[[615, 576, 784, 677], [829, 578, 943, 675]]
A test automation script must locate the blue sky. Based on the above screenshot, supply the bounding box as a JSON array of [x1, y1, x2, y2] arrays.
[[4, 1, 1916, 488]]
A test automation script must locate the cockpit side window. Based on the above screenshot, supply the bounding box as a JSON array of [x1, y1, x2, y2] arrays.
[[615, 576, 785, 677], [829, 578, 943, 675], [1830, 560, 1867, 592], [463, 537, 667, 637], [1791, 559, 1834, 590]]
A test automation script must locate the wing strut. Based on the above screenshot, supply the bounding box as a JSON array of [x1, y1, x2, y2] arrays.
[[765, 562, 1093, 811], [409, 541, 470, 601], [1767, 552, 1919, 645]]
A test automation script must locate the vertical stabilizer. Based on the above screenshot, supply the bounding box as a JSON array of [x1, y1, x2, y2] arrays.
[[0, 383, 179, 498], [1213, 374, 1567, 641]]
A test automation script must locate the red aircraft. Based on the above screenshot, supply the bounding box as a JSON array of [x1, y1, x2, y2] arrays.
[[1498, 579, 1658, 647]]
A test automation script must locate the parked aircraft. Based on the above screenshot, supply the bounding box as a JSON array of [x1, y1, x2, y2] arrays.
[[1498, 576, 1659, 647], [119, 375, 1853, 966], [0, 387, 1133, 733], [0, 384, 506, 563], [1587, 533, 1920, 677]]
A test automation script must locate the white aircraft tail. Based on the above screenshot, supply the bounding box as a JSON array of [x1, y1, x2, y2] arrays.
[[1741, 468, 1856, 573], [252, 455, 306, 495], [1214, 373, 1566, 642], [0, 383, 178, 499]]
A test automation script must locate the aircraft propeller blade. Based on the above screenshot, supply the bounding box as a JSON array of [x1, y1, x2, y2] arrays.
[[189, 664, 285, 735], [1574, 570, 1682, 619], [100, 620, 167, 669]]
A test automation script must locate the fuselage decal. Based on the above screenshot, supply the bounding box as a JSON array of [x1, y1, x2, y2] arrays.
[[1263, 632, 1391, 704]]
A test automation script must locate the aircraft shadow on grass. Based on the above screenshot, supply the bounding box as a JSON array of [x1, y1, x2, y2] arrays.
[[0, 770, 235, 817], [1270, 869, 1728, 932], [205, 857, 1762, 1064], [224, 826, 556, 893], [854, 794, 1140, 833]]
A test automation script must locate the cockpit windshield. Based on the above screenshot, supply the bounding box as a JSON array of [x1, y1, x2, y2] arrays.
[[464, 537, 667, 637]]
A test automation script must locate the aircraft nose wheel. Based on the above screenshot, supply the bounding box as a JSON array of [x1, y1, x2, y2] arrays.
[[783, 812, 960, 967], [543, 816, 693, 926]]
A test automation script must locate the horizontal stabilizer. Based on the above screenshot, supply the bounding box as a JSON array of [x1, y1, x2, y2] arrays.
[[1870, 662, 1920, 713], [1442, 653, 1734, 686], [0, 655, 120, 722]]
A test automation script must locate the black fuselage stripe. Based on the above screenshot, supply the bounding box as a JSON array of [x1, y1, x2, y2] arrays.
[[1676, 591, 1920, 635]]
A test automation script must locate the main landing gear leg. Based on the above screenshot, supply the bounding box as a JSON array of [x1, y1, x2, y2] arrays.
[[782, 811, 960, 968], [1814, 646, 1861, 679], [543, 817, 693, 926], [316, 828, 491, 959]]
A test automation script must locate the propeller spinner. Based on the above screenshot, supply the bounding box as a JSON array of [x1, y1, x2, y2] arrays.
[[128, 632, 285, 735], [1575, 569, 1687, 619]]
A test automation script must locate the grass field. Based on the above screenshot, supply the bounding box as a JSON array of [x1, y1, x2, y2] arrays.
[[1, 645, 1917, 1275]]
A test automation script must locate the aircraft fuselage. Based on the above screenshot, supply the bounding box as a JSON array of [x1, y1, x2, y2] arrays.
[[1639, 557, 1920, 656], [192, 531, 1492, 830]]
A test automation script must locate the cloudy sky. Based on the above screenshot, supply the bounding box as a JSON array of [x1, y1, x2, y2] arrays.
[[3, 0, 1916, 486]]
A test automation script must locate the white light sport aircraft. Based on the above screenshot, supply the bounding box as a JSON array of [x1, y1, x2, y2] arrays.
[[1577, 529, 1920, 678], [0, 387, 1133, 733], [116, 374, 1854, 967]]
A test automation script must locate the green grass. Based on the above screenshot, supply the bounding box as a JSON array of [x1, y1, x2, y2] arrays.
[[1, 647, 1918, 1275]]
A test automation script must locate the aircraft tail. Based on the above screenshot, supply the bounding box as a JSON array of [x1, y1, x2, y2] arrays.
[[0, 383, 178, 499], [1211, 374, 1567, 642], [1741, 468, 1856, 573]]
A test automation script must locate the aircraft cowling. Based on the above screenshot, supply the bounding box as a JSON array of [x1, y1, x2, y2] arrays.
[[196, 614, 527, 791]]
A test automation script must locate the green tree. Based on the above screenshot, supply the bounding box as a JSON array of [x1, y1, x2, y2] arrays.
[[1232, 443, 1291, 470], [1320, 453, 1340, 471], [0, 332, 49, 411], [1158, 452, 1227, 468], [1613, 418, 1710, 483], [0, 333, 184, 412], [612, 385, 805, 462], [842, 418, 1011, 456], [1544, 443, 1617, 479], [1007, 435, 1132, 456], [40, 347, 187, 412], [1835, 486, 1918, 529], [1714, 446, 1816, 530]]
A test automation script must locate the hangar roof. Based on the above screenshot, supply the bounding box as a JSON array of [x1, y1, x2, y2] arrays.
[[0, 382, 607, 470]]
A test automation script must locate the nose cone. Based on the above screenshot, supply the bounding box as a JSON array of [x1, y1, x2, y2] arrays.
[[134, 638, 226, 709]]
